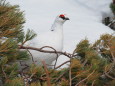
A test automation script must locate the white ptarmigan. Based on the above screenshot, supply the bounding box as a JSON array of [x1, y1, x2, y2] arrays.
[[28, 14, 69, 65]]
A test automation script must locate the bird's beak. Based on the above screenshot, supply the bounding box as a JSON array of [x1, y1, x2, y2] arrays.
[[65, 17, 70, 20]]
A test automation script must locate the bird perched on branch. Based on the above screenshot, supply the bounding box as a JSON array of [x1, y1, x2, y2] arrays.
[[28, 14, 69, 66]]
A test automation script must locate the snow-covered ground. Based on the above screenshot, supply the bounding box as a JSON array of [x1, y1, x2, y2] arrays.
[[7, 0, 114, 67]]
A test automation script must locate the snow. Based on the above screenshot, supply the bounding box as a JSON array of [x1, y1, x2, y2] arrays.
[[7, 0, 114, 67]]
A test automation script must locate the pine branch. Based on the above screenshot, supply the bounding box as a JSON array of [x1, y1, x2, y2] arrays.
[[54, 70, 69, 82], [75, 70, 95, 86], [2, 66, 7, 79]]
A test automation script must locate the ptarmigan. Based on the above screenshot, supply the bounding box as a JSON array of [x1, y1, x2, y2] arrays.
[[28, 14, 69, 65]]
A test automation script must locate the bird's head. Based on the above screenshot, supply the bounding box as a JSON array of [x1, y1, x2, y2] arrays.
[[55, 14, 69, 24]]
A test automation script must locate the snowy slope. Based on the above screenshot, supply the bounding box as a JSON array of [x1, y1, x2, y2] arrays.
[[7, 0, 114, 67]]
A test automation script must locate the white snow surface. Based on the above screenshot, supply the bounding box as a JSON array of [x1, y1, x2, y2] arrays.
[[7, 0, 114, 67]]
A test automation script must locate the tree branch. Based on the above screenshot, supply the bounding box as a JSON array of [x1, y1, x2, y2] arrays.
[[75, 70, 95, 86], [42, 61, 51, 86], [55, 60, 70, 69], [19, 45, 72, 58]]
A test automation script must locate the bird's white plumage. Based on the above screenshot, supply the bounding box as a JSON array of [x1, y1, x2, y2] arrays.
[[27, 14, 69, 65]]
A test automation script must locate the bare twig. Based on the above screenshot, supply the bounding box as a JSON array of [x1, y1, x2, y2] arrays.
[[27, 49, 35, 62], [75, 70, 95, 86], [91, 80, 96, 86], [82, 59, 88, 66], [104, 71, 115, 80], [54, 57, 58, 69], [19, 45, 72, 58], [54, 60, 70, 69], [104, 65, 115, 80]]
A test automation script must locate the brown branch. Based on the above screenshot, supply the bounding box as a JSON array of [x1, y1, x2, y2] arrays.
[[42, 61, 51, 86], [75, 70, 95, 86], [91, 80, 96, 86], [104, 65, 115, 80], [54, 60, 70, 69], [27, 49, 35, 62], [82, 59, 88, 66], [69, 59, 72, 86], [19, 45, 72, 58], [104, 72, 115, 80]]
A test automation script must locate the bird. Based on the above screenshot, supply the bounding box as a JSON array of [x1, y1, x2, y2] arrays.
[[27, 14, 69, 66]]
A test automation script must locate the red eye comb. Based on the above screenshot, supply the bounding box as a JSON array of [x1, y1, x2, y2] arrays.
[[59, 14, 65, 17]]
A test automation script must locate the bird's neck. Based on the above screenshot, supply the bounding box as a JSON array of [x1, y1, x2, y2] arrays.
[[51, 22, 63, 32]]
